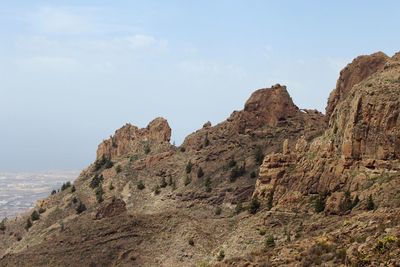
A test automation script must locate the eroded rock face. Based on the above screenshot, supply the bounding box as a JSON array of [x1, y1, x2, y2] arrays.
[[95, 198, 127, 220], [325, 52, 389, 120], [96, 117, 172, 160], [255, 52, 400, 214]]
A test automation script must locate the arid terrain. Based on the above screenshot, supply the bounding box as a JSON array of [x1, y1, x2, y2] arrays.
[[0, 51, 399, 266]]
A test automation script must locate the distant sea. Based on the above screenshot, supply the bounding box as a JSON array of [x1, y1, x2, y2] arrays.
[[0, 171, 79, 219]]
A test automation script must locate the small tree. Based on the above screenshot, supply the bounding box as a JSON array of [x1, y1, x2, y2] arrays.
[[204, 133, 210, 147], [104, 159, 114, 169], [215, 207, 222, 216], [115, 165, 122, 173], [0, 218, 6, 231], [367, 195, 375, 211], [249, 197, 261, 214], [137, 180, 145, 190], [217, 250, 225, 261], [254, 147, 265, 165], [186, 161, 193, 174], [76, 202, 87, 214], [109, 182, 114, 191], [188, 238, 195, 246], [153, 185, 161, 195], [314, 195, 326, 213], [352, 195, 360, 209], [250, 170, 257, 179], [204, 177, 212, 192], [197, 167, 204, 178], [160, 177, 167, 188], [71, 185, 76, 193], [144, 143, 151, 154], [235, 200, 243, 214], [90, 174, 104, 189], [184, 175, 192, 186], [266, 191, 274, 211], [228, 158, 237, 168], [31, 210, 40, 221], [51, 190, 57, 195], [96, 186, 104, 203], [265, 235, 276, 248]]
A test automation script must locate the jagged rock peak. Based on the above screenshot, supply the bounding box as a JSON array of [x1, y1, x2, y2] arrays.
[[325, 51, 389, 120], [96, 117, 171, 160], [244, 84, 300, 127]]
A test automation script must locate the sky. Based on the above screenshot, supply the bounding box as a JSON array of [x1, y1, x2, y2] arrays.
[[1, 1, 399, 171]]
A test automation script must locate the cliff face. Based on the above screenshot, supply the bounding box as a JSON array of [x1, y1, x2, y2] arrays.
[[254, 52, 400, 215]]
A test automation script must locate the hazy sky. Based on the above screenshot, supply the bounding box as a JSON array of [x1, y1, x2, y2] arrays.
[[1, 1, 399, 171]]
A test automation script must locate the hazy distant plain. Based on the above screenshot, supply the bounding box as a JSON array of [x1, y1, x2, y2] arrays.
[[0, 171, 79, 219]]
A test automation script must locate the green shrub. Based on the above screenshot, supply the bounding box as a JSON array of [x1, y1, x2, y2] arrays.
[[204, 177, 212, 192], [235, 200, 243, 214], [115, 165, 122, 173], [104, 159, 114, 169], [367, 195, 375, 211], [184, 175, 192, 186], [51, 190, 57, 195], [90, 174, 104, 189], [160, 177, 167, 188], [71, 185, 76, 193], [186, 161, 193, 174], [254, 147, 264, 165], [153, 185, 161, 195], [0, 219, 6, 231], [109, 182, 114, 191], [76, 202, 87, 214], [217, 250, 225, 261], [215, 207, 222, 216], [249, 197, 261, 214], [137, 180, 145, 190], [250, 171, 257, 179], [144, 143, 151, 154], [265, 235, 276, 248], [197, 167, 204, 178], [95, 186, 104, 203], [229, 164, 245, 182], [72, 197, 78, 204], [228, 158, 237, 168], [31, 210, 40, 221], [266, 191, 274, 210], [38, 207, 46, 214], [61, 181, 71, 191], [314, 195, 326, 213], [204, 133, 210, 146], [374, 236, 398, 254], [188, 238, 194, 246]]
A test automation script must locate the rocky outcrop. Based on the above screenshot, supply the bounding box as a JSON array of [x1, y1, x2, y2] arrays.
[[325, 52, 389, 120], [255, 52, 400, 214], [96, 117, 171, 160], [95, 198, 127, 220]]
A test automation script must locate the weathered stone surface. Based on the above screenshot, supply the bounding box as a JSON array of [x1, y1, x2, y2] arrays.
[[255, 52, 400, 212], [326, 52, 389, 120], [96, 117, 171, 160], [95, 198, 127, 220]]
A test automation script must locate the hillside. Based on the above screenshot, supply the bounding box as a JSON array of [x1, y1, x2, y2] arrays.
[[0, 52, 399, 267]]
